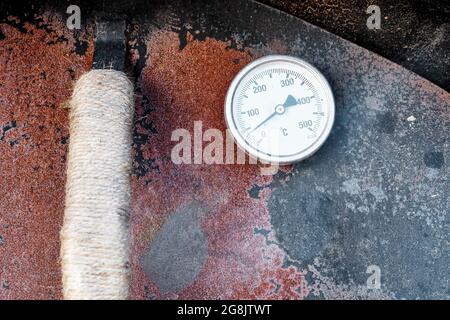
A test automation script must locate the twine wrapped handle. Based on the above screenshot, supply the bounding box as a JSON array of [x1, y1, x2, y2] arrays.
[[61, 70, 134, 300]]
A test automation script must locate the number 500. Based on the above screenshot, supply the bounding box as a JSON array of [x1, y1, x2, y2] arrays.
[[298, 120, 313, 129]]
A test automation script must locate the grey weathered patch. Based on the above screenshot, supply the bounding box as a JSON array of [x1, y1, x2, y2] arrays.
[[376, 111, 396, 134], [141, 201, 208, 294], [424, 151, 444, 169], [270, 181, 337, 261]]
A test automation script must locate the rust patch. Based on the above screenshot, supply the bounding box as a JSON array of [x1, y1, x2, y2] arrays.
[[129, 31, 305, 299], [0, 17, 91, 299]]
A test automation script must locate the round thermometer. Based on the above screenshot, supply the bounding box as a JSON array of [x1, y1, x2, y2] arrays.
[[225, 55, 335, 164]]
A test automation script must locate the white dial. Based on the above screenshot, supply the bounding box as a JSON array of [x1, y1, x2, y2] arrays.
[[224, 55, 335, 164]]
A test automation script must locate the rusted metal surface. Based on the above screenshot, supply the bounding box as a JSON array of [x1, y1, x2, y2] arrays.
[[0, 0, 449, 299], [0, 15, 92, 299]]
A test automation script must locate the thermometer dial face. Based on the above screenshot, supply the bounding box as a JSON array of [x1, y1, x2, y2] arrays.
[[225, 55, 335, 164]]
